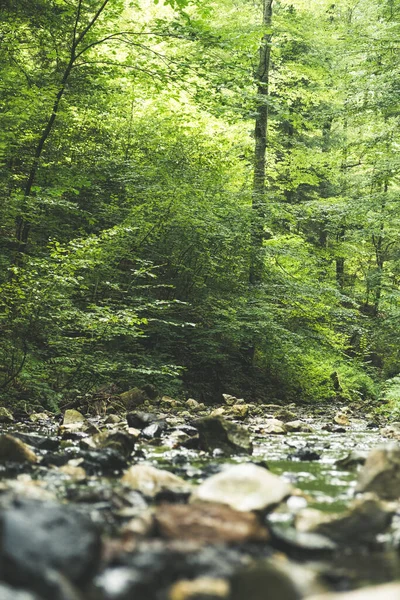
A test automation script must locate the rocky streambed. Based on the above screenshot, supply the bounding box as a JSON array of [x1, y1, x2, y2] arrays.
[[0, 398, 399, 600]]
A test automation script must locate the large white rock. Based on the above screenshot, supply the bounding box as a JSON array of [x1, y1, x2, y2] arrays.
[[121, 465, 191, 497], [191, 463, 292, 512]]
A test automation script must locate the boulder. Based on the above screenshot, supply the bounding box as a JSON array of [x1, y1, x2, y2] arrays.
[[222, 394, 241, 406], [295, 495, 393, 543], [185, 399, 205, 412], [210, 408, 226, 418], [285, 421, 314, 433], [0, 408, 14, 423], [308, 582, 400, 600], [127, 411, 160, 429], [193, 417, 253, 455], [191, 463, 292, 512], [88, 431, 137, 458], [119, 388, 147, 410], [122, 465, 192, 498], [355, 444, 400, 499], [0, 498, 101, 596], [0, 434, 38, 464], [273, 409, 297, 422], [155, 502, 269, 544], [228, 405, 249, 420], [29, 413, 50, 424], [62, 409, 86, 425], [262, 419, 287, 434]]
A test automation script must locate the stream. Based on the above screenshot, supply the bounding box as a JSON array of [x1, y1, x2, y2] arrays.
[[0, 403, 399, 599]]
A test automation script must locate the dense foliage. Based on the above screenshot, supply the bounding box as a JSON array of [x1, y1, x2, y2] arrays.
[[1, 0, 399, 410]]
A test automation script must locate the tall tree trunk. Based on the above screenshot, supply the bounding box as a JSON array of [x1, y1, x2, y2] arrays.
[[249, 0, 273, 285], [242, 0, 273, 380]]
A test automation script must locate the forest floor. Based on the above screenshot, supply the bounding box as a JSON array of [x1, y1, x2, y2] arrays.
[[0, 397, 399, 600]]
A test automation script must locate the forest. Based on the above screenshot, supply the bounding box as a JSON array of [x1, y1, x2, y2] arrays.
[[1, 0, 400, 413], [3, 3, 400, 600]]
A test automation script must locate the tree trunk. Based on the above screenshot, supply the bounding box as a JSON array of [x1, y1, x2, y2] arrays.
[[15, 0, 111, 254], [249, 0, 273, 285]]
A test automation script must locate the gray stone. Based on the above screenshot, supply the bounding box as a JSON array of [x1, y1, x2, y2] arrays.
[[191, 463, 292, 512], [295, 495, 393, 543], [356, 444, 400, 499], [193, 416, 253, 455], [0, 498, 101, 596]]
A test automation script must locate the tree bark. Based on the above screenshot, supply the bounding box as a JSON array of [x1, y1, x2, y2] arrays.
[[249, 0, 273, 285]]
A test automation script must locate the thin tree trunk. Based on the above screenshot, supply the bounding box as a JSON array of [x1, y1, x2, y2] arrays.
[[15, 0, 111, 253], [249, 0, 273, 285]]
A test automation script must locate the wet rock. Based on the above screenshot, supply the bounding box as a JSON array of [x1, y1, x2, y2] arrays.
[[222, 394, 242, 406], [105, 414, 121, 424], [268, 524, 336, 560], [210, 408, 226, 418], [14, 432, 60, 451], [62, 409, 86, 425], [142, 422, 167, 439], [155, 502, 269, 545], [321, 424, 346, 433], [0, 407, 14, 423], [94, 541, 251, 600], [169, 577, 229, 600], [29, 412, 51, 424], [287, 446, 321, 461], [229, 560, 302, 600], [285, 421, 314, 433], [161, 396, 183, 409], [89, 431, 137, 459], [186, 399, 205, 412], [191, 463, 292, 512], [262, 419, 287, 434], [0, 434, 38, 464], [355, 444, 400, 499], [122, 465, 192, 498], [335, 451, 367, 469], [58, 461, 87, 480], [43, 447, 127, 475], [193, 416, 253, 455], [0, 498, 101, 596], [228, 404, 249, 420], [333, 412, 349, 426], [120, 387, 147, 410], [295, 495, 394, 543], [127, 411, 160, 429], [273, 408, 297, 422], [381, 423, 400, 440], [308, 582, 400, 600]]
